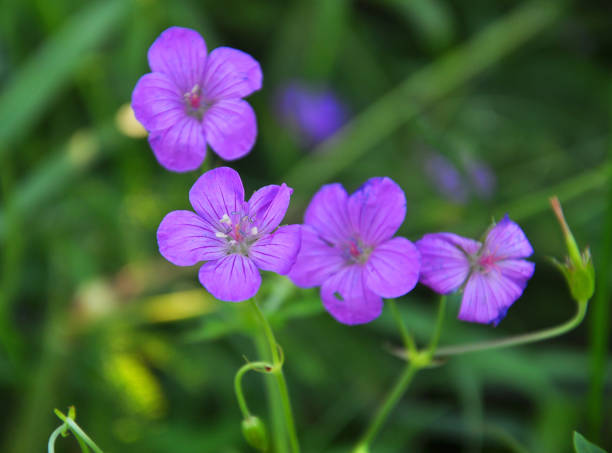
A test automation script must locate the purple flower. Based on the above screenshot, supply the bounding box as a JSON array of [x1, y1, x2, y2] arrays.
[[423, 152, 469, 204], [461, 153, 496, 200], [276, 82, 347, 145], [416, 215, 535, 325], [157, 167, 301, 302], [132, 27, 262, 172], [288, 178, 421, 325]]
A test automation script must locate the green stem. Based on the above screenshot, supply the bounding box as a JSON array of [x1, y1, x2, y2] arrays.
[[234, 361, 273, 419], [435, 299, 588, 358], [47, 425, 64, 453], [53, 411, 104, 453], [249, 299, 301, 453], [426, 296, 447, 358], [353, 363, 419, 452], [354, 297, 447, 452], [388, 300, 416, 354]]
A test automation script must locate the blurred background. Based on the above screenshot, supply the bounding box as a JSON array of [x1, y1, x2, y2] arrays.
[[1, 0, 611, 451]]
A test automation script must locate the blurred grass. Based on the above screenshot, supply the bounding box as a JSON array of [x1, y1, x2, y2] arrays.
[[1, 0, 611, 452]]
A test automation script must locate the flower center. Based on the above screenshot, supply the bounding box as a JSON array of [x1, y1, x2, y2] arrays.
[[341, 237, 371, 264], [215, 212, 259, 256], [184, 84, 211, 121], [476, 253, 497, 273]]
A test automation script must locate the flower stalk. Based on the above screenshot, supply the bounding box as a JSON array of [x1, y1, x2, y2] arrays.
[[249, 299, 301, 453]]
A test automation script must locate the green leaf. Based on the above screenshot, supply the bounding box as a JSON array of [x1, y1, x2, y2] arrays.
[[573, 431, 608, 453], [0, 0, 128, 156]]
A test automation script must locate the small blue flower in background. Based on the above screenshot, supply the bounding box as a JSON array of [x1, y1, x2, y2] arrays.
[[276, 81, 348, 147]]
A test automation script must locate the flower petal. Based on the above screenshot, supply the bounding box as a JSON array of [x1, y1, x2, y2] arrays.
[[483, 215, 533, 260], [131, 72, 184, 132], [365, 237, 420, 298], [458, 259, 534, 325], [203, 47, 262, 100], [198, 254, 261, 302], [148, 116, 206, 172], [321, 265, 383, 325], [248, 184, 292, 233], [304, 183, 351, 245], [249, 225, 301, 274], [288, 225, 345, 288], [348, 177, 406, 246], [189, 166, 245, 230], [203, 99, 256, 160], [416, 233, 481, 294], [157, 210, 226, 266], [148, 26, 207, 92]]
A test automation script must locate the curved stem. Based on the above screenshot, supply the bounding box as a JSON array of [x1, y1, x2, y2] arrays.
[[47, 425, 64, 453], [435, 299, 588, 357], [249, 299, 300, 453], [234, 361, 272, 419], [53, 411, 104, 453]]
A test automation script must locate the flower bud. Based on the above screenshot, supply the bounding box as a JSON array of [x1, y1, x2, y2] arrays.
[[241, 416, 268, 451], [550, 197, 595, 302]]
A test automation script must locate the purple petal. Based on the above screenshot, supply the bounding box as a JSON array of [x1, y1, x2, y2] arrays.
[[198, 254, 261, 302], [157, 210, 226, 266], [131, 72, 184, 132], [348, 177, 406, 246], [458, 259, 534, 325], [321, 265, 383, 325], [483, 215, 533, 260], [249, 225, 301, 274], [304, 183, 351, 245], [148, 116, 206, 172], [148, 27, 207, 92], [247, 184, 292, 234], [203, 99, 256, 160], [416, 233, 481, 294], [189, 167, 245, 230], [203, 47, 262, 100], [288, 225, 345, 288], [365, 237, 420, 298]]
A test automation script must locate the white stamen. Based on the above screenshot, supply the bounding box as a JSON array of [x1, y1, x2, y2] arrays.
[[229, 239, 237, 246], [215, 232, 227, 238], [250, 227, 258, 235], [220, 213, 231, 224]]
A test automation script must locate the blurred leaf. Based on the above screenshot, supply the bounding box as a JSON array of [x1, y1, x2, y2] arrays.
[[0, 0, 128, 156], [574, 431, 608, 453]]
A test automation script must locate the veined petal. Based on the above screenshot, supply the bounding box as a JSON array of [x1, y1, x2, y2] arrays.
[[304, 183, 351, 245], [157, 210, 226, 266], [199, 255, 261, 302], [131, 72, 184, 132], [189, 166, 245, 230], [348, 177, 406, 246], [321, 265, 383, 325], [288, 225, 345, 288], [416, 233, 481, 294], [203, 99, 256, 160], [248, 184, 292, 233], [203, 47, 262, 100], [148, 27, 207, 92], [249, 225, 301, 274], [483, 215, 533, 260], [365, 237, 420, 298], [148, 116, 206, 172], [458, 259, 534, 325]]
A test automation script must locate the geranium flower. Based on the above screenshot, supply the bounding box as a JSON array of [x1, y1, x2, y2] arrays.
[[132, 27, 262, 172], [416, 216, 535, 325], [288, 178, 421, 325], [157, 167, 301, 301], [276, 81, 347, 146]]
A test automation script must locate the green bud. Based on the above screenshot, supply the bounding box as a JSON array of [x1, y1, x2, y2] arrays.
[[550, 197, 595, 302], [241, 416, 268, 451]]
